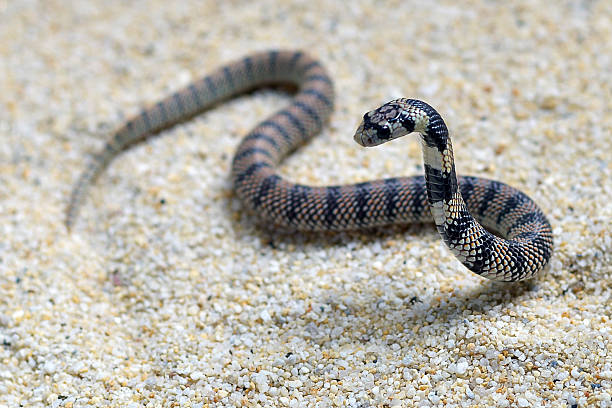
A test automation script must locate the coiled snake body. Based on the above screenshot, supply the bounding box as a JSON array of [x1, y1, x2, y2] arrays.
[[66, 50, 553, 281]]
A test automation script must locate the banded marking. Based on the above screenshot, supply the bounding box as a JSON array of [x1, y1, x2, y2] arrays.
[[285, 184, 309, 224], [243, 56, 255, 81], [188, 83, 202, 106], [253, 174, 280, 208], [234, 146, 274, 162], [277, 110, 306, 138], [458, 177, 476, 209], [383, 178, 400, 221], [140, 109, 152, 130], [325, 186, 341, 228], [287, 51, 303, 71], [205, 76, 217, 98], [496, 194, 521, 225], [268, 50, 278, 74], [243, 132, 280, 151], [223, 66, 234, 89], [294, 100, 322, 129], [407, 179, 426, 219], [478, 181, 500, 217], [424, 164, 454, 202], [421, 142, 444, 172], [126, 119, 135, 132], [155, 101, 168, 124], [300, 88, 333, 107], [300, 61, 321, 75], [234, 162, 272, 185], [260, 120, 292, 144], [354, 182, 371, 226], [304, 74, 333, 86], [507, 211, 545, 238], [173, 93, 186, 115]]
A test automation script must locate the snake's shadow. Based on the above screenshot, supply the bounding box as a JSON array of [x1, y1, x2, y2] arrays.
[[258, 210, 535, 345], [235, 215, 539, 343], [300, 279, 535, 348]]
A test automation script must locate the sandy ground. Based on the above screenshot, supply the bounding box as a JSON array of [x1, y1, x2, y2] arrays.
[[0, 0, 610, 406]]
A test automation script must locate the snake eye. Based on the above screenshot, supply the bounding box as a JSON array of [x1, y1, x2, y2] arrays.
[[377, 123, 391, 140]]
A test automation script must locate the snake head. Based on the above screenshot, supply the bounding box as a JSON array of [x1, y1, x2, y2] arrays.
[[353, 100, 416, 147]]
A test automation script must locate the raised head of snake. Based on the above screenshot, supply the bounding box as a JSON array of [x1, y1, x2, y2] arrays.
[[354, 98, 552, 281], [354, 99, 431, 147]]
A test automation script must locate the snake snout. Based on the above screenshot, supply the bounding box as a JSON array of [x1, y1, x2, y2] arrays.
[[354, 113, 391, 147], [353, 122, 368, 146], [354, 122, 380, 147]]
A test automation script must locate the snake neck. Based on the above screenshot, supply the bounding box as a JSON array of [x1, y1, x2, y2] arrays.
[[417, 110, 467, 237], [419, 113, 503, 278], [415, 104, 458, 204]]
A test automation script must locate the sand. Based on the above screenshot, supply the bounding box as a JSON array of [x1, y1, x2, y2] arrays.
[[0, 0, 610, 406]]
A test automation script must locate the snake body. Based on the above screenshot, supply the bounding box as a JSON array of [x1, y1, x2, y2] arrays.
[[66, 50, 553, 281]]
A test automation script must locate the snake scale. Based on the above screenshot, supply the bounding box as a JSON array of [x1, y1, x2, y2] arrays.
[[66, 50, 553, 281]]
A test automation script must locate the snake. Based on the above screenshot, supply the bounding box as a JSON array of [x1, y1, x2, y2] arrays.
[[66, 49, 553, 282]]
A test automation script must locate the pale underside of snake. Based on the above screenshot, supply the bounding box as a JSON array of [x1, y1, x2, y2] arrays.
[[66, 50, 553, 282]]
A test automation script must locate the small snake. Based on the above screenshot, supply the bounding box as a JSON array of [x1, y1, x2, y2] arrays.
[[66, 50, 553, 281]]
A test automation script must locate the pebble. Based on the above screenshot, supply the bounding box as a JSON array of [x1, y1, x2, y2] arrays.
[[455, 361, 469, 375], [1, 0, 610, 407]]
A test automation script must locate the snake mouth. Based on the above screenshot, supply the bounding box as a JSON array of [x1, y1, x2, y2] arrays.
[[354, 129, 379, 147], [353, 122, 368, 146], [354, 119, 392, 147]]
